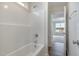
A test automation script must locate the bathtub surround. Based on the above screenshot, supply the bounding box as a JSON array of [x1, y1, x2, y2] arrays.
[[31, 2, 48, 56], [0, 2, 48, 56]]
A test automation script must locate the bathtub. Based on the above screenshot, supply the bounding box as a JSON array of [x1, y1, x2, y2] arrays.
[[6, 43, 45, 56], [31, 44, 45, 56]]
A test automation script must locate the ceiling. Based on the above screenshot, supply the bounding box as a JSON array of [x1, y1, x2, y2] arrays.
[[48, 2, 67, 13], [48, 2, 67, 6]]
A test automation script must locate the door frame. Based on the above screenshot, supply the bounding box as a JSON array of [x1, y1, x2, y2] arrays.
[[64, 6, 67, 56]]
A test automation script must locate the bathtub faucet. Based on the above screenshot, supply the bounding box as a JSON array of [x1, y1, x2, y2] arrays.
[[34, 34, 39, 44], [34, 34, 39, 48]]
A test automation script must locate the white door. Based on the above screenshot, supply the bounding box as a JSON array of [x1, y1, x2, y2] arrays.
[[69, 2, 79, 56]]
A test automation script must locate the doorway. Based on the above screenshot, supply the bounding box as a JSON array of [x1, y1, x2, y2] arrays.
[[48, 2, 67, 56]]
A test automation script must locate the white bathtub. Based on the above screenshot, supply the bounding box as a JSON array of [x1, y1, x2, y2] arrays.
[[6, 43, 45, 56], [30, 44, 45, 56]]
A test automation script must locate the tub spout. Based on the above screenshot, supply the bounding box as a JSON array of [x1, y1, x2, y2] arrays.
[[34, 44, 37, 48]]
